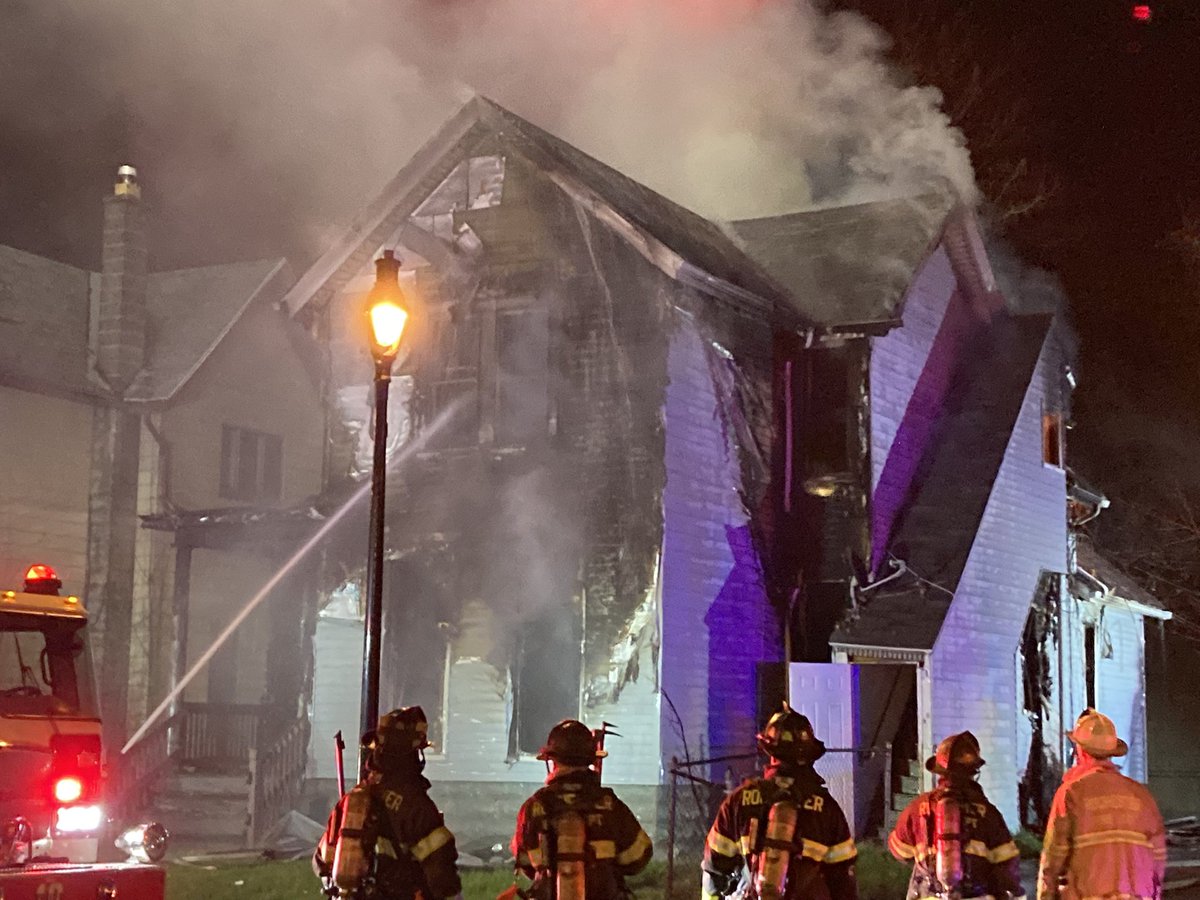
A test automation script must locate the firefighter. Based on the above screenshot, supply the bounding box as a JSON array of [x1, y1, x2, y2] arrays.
[[510, 719, 653, 900], [702, 703, 858, 900], [1037, 709, 1166, 900], [314, 706, 462, 900], [888, 731, 1024, 900]]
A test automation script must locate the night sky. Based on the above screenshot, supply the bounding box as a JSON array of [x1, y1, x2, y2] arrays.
[[2, 0, 1199, 406]]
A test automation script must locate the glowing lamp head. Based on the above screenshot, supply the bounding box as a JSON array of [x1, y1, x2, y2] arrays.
[[54, 776, 84, 804], [366, 250, 410, 365], [24, 564, 62, 595], [1133, 4, 1152, 21]]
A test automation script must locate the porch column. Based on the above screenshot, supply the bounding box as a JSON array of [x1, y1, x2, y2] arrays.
[[170, 539, 193, 714]]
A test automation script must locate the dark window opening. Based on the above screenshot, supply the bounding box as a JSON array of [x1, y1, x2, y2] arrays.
[[1043, 412, 1065, 468], [428, 380, 480, 449], [802, 350, 852, 479], [220, 425, 283, 502], [495, 308, 549, 446], [511, 603, 580, 757], [381, 561, 449, 749], [1084, 623, 1097, 710]]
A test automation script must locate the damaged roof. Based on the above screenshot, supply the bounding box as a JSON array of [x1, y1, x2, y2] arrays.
[[832, 311, 1054, 652], [283, 96, 958, 331], [0, 243, 291, 402], [1074, 535, 1168, 614], [729, 193, 954, 331]]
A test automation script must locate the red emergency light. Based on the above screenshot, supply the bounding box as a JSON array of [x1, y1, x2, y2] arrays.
[[23, 563, 62, 595], [53, 776, 84, 805], [1132, 4, 1152, 21]]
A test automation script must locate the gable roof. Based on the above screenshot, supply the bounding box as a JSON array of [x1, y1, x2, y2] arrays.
[[832, 310, 1054, 652], [0, 243, 290, 403], [127, 258, 291, 401], [729, 193, 954, 331], [283, 96, 962, 331]]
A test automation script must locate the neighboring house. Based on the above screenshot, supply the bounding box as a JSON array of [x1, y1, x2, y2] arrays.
[[0, 168, 326, 773], [285, 97, 1164, 843]]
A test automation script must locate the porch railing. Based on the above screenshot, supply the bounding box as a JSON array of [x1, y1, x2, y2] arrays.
[[112, 710, 179, 821], [177, 702, 271, 767], [246, 716, 311, 846]]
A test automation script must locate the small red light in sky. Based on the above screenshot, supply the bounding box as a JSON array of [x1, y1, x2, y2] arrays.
[[1132, 5, 1152, 22]]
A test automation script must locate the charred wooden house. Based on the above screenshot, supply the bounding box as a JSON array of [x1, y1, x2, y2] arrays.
[[284, 97, 1162, 843]]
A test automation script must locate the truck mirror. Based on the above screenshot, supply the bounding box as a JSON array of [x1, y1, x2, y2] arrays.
[[1, 817, 33, 866]]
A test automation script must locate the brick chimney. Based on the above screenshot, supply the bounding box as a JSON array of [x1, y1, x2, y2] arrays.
[[96, 165, 147, 392]]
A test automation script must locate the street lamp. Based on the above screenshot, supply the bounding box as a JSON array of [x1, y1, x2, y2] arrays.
[[359, 249, 409, 774]]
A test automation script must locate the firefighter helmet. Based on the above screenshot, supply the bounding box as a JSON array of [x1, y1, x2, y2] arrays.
[[1069, 708, 1128, 758], [376, 706, 432, 753], [537, 720, 608, 765], [926, 731, 986, 776], [756, 703, 826, 764]]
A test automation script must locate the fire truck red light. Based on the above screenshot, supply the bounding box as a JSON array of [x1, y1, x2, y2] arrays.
[[24, 563, 58, 583], [1133, 5, 1152, 21], [54, 776, 84, 804]]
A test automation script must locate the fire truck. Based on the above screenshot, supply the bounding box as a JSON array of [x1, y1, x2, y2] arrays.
[[0, 563, 168, 897]]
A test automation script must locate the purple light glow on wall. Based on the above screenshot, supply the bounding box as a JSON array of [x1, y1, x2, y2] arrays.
[[870, 289, 983, 575]]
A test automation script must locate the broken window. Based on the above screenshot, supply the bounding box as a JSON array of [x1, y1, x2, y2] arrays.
[[381, 560, 450, 749], [510, 602, 580, 758], [1042, 411, 1065, 468], [219, 425, 282, 502], [802, 349, 852, 481], [495, 307, 549, 446]]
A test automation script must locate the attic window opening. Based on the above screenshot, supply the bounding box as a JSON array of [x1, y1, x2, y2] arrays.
[[219, 425, 282, 502], [1042, 411, 1064, 469]]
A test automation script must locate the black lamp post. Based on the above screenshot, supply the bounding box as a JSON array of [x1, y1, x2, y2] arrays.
[[359, 249, 409, 774]]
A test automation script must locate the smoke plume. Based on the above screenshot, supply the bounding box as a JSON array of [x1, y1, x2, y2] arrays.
[[4, 0, 975, 262]]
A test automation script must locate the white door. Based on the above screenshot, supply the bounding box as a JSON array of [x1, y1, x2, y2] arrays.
[[787, 663, 858, 834]]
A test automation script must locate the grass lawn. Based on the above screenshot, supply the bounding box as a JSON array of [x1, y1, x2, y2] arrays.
[[165, 842, 911, 899]]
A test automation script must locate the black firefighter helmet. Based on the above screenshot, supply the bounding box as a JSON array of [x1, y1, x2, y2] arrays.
[[757, 703, 826, 765], [537, 719, 608, 766], [362, 706, 431, 769], [926, 731, 986, 777]]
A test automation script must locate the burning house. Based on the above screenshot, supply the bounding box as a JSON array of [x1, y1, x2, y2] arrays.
[[287, 97, 1164, 843]]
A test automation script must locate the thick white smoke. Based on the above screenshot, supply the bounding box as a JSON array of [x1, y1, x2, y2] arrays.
[[28, 0, 975, 251]]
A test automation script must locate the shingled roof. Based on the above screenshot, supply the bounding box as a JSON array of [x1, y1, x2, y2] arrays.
[[0, 243, 290, 402], [729, 193, 954, 331]]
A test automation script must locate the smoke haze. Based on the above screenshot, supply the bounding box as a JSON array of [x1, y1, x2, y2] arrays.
[[2, 0, 975, 265]]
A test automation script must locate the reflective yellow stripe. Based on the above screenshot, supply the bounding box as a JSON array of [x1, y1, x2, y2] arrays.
[[376, 837, 398, 859], [739, 835, 752, 856], [411, 826, 453, 861], [964, 839, 990, 858], [525, 846, 544, 867], [989, 841, 1020, 863], [590, 840, 616, 860], [616, 830, 652, 866], [1074, 829, 1156, 851], [824, 838, 857, 864], [800, 839, 828, 862], [702, 893, 721, 900], [706, 827, 740, 858], [889, 832, 917, 860]]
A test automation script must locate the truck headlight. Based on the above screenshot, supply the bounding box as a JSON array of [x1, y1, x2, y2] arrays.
[[115, 822, 169, 863], [54, 805, 104, 833]]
